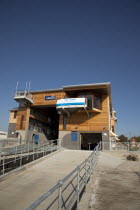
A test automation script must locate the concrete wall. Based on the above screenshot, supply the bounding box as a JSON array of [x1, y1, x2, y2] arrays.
[[8, 123, 17, 138], [27, 131, 48, 142], [102, 131, 110, 150], [59, 131, 81, 150], [59, 130, 110, 150]]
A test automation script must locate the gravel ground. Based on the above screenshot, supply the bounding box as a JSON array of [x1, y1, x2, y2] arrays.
[[79, 151, 140, 210]]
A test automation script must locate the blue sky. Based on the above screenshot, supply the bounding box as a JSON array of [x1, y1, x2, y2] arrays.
[[0, 0, 140, 137]]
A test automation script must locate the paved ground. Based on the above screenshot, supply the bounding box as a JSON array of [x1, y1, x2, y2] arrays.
[[0, 149, 92, 210], [79, 151, 140, 210]]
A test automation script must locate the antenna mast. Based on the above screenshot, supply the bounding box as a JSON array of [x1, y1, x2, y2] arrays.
[[16, 81, 18, 92]]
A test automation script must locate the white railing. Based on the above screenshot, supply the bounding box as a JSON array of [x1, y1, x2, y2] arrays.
[[14, 91, 34, 103], [0, 140, 59, 176], [101, 141, 140, 151]]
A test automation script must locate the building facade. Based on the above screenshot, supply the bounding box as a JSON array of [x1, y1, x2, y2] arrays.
[[8, 83, 117, 150]]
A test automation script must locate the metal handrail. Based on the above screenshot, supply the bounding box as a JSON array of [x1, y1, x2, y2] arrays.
[[27, 142, 101, 210], [14, 91, 34, 102], [101, 141, 140, 151], [0, 140, 59, 175]]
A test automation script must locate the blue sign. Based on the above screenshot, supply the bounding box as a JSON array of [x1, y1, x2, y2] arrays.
[[33, 134, 39, 144], [71, 131, 77, 141], [45, 96, 56, 100]]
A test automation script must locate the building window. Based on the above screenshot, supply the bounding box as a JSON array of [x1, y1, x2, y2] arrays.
[[71, 131, 77, 141], [63, 115, 67, 130], [20, 115, 24, 129], [112, 126, 115, 133], [93, 95, 102, 109], [14, 111, 17, 119], [77, 92, 92, 108]]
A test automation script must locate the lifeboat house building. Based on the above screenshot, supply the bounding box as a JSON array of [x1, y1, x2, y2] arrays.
[[8, 83, 117, 150]]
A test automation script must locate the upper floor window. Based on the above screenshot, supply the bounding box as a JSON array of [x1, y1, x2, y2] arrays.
[[14, 111, 17, 119], [77, 92, 92, 109], [93, 95, 102, 110], [63, 115, 67, 130]]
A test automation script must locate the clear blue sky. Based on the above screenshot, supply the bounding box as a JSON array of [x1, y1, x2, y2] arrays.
[[0, 0, 140, 137]]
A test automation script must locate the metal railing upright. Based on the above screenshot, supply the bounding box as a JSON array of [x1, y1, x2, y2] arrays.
[[0, 140, 59, 176], [27, 142, 101, 210]]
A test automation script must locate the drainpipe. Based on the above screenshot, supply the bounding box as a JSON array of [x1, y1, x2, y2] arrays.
[[107, 96, 111, 150]]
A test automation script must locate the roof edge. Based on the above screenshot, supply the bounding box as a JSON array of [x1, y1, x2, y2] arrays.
[[63, 82, 111, 89]]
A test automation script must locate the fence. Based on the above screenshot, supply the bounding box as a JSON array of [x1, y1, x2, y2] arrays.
[[14, 91, 34, 103], [102, 141, 140, 151], [27, 142, 101, 210], [0, 139, 25, 148], [0, 140, 59, 176]]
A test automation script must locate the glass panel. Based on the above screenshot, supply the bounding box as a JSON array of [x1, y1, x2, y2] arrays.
[[94, 95, 102, 109]]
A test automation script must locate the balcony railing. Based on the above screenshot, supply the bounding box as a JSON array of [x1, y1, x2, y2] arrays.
[[14, 91, 34, 104]]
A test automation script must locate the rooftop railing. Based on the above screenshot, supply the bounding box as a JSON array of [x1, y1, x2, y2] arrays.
[[14, 91, 34, 103]]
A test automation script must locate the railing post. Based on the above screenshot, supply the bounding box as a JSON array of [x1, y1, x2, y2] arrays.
[[43, 143, 45, 156], [20, 149, 22, 167], [77, 166, 80, 209], [58, 180, 63, 210], [51, 142, 52, 153], [15, 145, 17, 163], [89, 156, 92, 176], [28, 142, 30, 160], [45, 143, 47, 156], [37, 142, 39, 158], [33, 143, 35, 161], [128, 142, 129, 151], [3, 154, 5, 175], [85, 161, 87, 192]]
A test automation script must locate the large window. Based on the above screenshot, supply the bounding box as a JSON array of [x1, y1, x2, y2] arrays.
[[93, 95, 102, 110], [77, 92, 92, 108], [76, 91, 102, 110]]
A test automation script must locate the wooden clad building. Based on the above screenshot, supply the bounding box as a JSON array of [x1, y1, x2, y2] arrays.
[[8, 82, 117, 150]]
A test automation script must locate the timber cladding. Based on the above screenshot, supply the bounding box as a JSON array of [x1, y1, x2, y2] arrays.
[[32, 91, 66, 106], [9, 112, 17, 123], [16, 107, 30, 130], [59, 95, 109, 132]]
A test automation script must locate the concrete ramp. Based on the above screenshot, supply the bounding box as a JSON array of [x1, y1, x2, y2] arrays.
[[0, 149, 92, 210]]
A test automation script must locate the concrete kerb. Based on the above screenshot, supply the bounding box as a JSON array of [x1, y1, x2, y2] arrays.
[[0, 148, 64, 182]]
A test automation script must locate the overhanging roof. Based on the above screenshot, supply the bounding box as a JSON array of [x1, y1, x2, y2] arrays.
[[62, 82, 112, 110], [27, 82, 112, 110], [63, 82, 111, 90]]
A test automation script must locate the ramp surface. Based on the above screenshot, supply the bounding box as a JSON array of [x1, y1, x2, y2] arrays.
[[0, 149, 92, 210], [79, 151, 140, 210]]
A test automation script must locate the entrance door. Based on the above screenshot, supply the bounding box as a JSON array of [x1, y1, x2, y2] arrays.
[[81, 133, 102, 150]]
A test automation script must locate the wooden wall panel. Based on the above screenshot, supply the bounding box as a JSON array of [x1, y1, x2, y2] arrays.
[[9, 112, 17, 123], [59, 95, 109, 132], [16, 108, 30, 130], [32, 91, 66, 106]]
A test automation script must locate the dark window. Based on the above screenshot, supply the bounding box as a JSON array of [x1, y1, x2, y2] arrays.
[[77, 92, 92, 108], [93, 95, 102, 109], [63, 115, 67, 130], [112, 126, 115, 133], [71, 131, 77, 141], [14, 111, 17, 118], [20, 115, 24, 129]]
